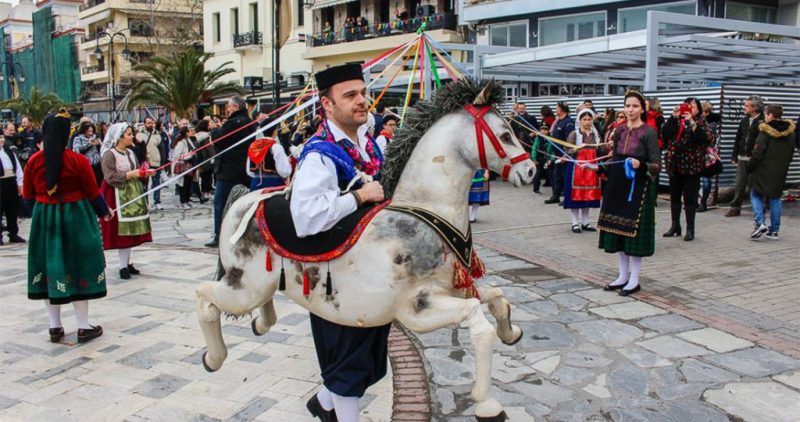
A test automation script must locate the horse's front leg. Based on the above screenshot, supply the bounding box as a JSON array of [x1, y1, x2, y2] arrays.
[[396, 290, 507, 422], [251, 299, 277, 336], [477, 286, 523, 346]]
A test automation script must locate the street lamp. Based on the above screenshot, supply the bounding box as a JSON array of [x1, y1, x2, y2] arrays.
[[94, 29, 131, 121]]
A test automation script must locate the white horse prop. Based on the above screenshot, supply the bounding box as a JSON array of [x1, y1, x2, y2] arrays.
[[196, 80, 536, 421]]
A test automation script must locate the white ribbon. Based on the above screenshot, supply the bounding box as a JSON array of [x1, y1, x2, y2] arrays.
[[228, 187, 290, 245]]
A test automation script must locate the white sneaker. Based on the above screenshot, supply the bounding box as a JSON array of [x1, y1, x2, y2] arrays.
[[750, 223, 768, 239], [179, 203, 191, 210], [765, 231, 780, 241], [156, 203, 164, 210]]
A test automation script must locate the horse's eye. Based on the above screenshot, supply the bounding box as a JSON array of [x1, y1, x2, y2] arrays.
[[500, 132, 514, 145]]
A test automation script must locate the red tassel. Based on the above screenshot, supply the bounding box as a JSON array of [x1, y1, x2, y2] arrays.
[[470, 251, 485, 279], [265, 249, 273, 272], [303, 269, 310, 296], [453, 262, 472, 289]]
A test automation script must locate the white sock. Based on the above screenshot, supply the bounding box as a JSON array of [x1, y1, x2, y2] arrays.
[[569, 209, 580, 226], [317, 387, 334, 412], [73, 300, 91, 329], [610, 252, 629, 286], [626, 256, 642, 290], [469, 205, 479, 221], [118, 248, 131, 270], [45, 301, 62, 328], [581, 208, 591, 225], [331, 392, 360, 422]]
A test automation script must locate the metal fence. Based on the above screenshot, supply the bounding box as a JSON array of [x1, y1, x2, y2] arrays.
[[505, 84, 800, 187]]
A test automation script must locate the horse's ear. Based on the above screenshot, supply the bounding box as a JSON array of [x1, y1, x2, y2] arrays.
[[473, 80, 496, 106]]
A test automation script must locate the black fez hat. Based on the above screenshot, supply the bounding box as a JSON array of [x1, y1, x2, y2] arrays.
[[315, 63, 364, 91]]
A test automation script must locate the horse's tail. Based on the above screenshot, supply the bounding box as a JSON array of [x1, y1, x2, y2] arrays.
[[215, 184, 252, 281]]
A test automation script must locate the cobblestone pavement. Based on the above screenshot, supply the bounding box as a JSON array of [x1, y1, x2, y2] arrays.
[[471, 183, 800, 358], [0, 193, 392, 421], [418, 245, 800, 421]]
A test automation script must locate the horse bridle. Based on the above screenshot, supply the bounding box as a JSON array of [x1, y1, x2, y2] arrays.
[[464, 105, 530, 180]]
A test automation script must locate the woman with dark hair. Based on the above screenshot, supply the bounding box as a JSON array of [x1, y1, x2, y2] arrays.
[[22, 111, 112, 343], [72, 122, 103, 186], [597, 91, 661, 296], [661, 97, 710, 241], [194, 119, 214, 199], [540, 105, 556, 128], [646, 97, 665, 149], [171, 126, 197, 209]]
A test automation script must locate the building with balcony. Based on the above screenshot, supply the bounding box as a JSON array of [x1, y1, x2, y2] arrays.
[[304, 0, 462, 70], [202, 0, 313, 111], [0, 0, 83, 103], [78, 0, 202, 119], [460, 0, 800, 97]]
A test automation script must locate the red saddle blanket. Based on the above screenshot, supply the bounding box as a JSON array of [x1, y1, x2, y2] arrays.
[[256, 195, 390, 262]]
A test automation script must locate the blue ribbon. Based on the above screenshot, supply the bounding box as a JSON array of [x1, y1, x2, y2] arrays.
[[624, 158, 637, 202]]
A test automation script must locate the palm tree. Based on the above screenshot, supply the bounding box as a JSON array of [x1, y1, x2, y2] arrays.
[[0, 87, 70, 127], [127, 49, 244, 119]]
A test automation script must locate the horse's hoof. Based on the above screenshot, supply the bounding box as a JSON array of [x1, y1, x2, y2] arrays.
[[502, 328, 524, 346], [201, 352, 218, 373], [251, 317, 261, 336], [476, 411, 508, 422]]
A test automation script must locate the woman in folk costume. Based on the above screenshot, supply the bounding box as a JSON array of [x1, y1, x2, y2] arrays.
[[597, 91, 661, 296], [563, 107, 602, 233], [468, 168, 490, 223], [99, 123, 156, 280], [246, 136, 292, 191], [22, 111, 112, 343]]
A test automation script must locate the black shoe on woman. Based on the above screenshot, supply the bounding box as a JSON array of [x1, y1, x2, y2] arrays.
[[49, 327, 64, 343], [571, 224, 582, 234], [662, 225, 681, 237], [603, 283, 625, 291], [619, 285, 641, 296], [77, 325, 103, 343], [127, 264, 140, 275], [683, 228, 695, 241], [119, 267, 131, 280], [581, 224, 597, 232], [306, 394, 337, 422]]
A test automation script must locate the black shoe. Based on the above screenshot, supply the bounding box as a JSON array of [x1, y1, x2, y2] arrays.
[[571, 224, 582, 233], [603, 283, 625, 291], [619, 285, 641, 296], [8, 235, 26, 243], [127, 264, 140, 275], [662, 225, 682, 237], [205, 239, 219, 248], [49, 327, 64, 343], [77, 325, 103, 343], [533, 190, 541, 194], [697, 202, 708, 212], [581, 224, 597, 232], [544, 197, 560, 204], [683, 228, 694, 241], [119, 267, 131, 280], [307, 394, 338, 422]]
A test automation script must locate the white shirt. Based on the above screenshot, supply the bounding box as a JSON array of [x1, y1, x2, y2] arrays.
[[375, 135, 389, 158], [290, 120, 371, 237], [0, 147, 23, 186], [245, 143, 292, 179]]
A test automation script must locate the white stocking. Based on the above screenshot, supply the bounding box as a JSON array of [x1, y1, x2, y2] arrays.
[[118, 248, 131, 270], [469, 205, 479, 222], [610, 252, 629, 286], [581, 208, 591, 225], [626, 256, 642, 290], [45, 301, 62, 328], [569, 209, 579, 226], [73, 300, 91, 329], [331, 392, 360, 422], [317, 387, 334, 412]]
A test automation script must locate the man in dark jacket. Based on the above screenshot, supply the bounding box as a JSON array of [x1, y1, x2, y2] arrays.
[[206, 96, 255, 247], [509, 101, 539, 148], [545, 102, 574, 204], [726, 95, 764, 217], [746, 104, 796, 241]]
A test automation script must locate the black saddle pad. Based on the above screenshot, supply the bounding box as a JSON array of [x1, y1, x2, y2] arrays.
[[261, 195, 379, 258]]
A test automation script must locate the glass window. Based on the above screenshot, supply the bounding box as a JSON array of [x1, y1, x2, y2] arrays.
[[231, 8, 239, 36], [489, 22, 527, 47], [297, 0, 305, 26], [618, 1, 695, 33], [250, 3, 258, 33], [726, 1, 777, 23], [213, 13, 220, 42], [539, 12, 605, 46]]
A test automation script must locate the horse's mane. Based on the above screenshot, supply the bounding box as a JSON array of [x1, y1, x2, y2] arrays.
[[381, 78, 505, 198]]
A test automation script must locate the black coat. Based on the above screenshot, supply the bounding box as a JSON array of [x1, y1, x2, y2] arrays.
[[732, 113, 763, 159], [213, 108, 255, 183]]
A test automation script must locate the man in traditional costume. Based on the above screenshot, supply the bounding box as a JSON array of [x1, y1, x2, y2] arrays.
[[22, 111, 111, 343], [0, 131, 25, 244], [246, 137, 292, 191], [292, 63, 387, 422]]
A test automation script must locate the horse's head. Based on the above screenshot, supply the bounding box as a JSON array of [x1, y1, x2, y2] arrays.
[[459, 81, 536, 187]]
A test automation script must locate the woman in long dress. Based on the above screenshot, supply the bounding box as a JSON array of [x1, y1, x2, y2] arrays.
[[563, 107, 602, 233], [468, 169, 490, 223], [22, 111, 112, 343], [597, 91, 661, 296], [99, 123, 156, 280]]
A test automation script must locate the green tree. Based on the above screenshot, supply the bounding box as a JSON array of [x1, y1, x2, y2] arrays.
[[127, 49, 243, 119], [0, 87, 69, 127]]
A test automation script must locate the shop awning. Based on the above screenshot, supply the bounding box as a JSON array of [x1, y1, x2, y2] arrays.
[[311, 0, 358, 10]]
